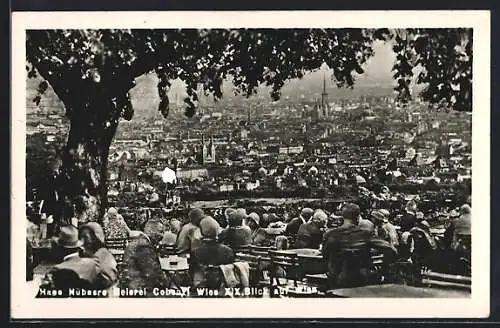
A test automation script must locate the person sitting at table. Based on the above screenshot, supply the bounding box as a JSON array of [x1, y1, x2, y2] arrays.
[[79, 222, 118, 290], [285, 207, 314, 238], [322, 203, 397, 289], [371, 210, 399, 249], [37, 225, 101, 297], [444, 203, 471, 249], [177, 208, 205, 255], [295, 209, 328, 249], [103, 207, 131, 240], [190, 216, 234, 288], [245, 212, 272, 247], [160, 219, 181, 246], [219, 211, 252, 250], [119, 220, 167, 296]]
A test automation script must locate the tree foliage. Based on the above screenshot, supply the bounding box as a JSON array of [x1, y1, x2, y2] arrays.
[[391, 28, 472, 111]]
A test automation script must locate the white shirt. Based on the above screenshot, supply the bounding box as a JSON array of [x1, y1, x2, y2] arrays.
[[300, 216, 307, 224], [62, 252, 79, 261]]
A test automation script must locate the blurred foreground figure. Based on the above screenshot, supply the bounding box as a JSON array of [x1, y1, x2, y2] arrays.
[[119, 220, 167, 296], [37, 225, 101, 297]]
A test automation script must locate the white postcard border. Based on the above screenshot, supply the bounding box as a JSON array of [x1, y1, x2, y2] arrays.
[[11, 10, 491, 319]]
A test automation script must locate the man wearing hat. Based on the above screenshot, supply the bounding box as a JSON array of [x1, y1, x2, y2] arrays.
[[285, 208, 314, 238], [190, 216, 234, 288], [37, 225, 101, 297], [219, 211, 252, 250], [177, 208, 205, 255]]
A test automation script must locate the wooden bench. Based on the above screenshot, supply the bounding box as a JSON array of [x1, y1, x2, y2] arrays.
[[420, 270, 471, 292]]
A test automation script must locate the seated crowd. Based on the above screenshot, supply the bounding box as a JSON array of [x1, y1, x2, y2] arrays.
[[28, 198, 472, 297]]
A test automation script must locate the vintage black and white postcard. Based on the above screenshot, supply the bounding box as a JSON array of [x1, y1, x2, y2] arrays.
[[11, 10, 490, 319]]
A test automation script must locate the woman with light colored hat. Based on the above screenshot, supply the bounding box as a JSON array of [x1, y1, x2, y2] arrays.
[[246, 212, 271, 246]]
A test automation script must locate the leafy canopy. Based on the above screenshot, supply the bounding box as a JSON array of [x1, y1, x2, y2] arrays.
[[26, 28, 472, 127]]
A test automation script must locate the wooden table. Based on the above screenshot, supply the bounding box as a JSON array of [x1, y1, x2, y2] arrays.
[[280, 248, 322, 257], [159, 256, 189, 290], [328, 283, 470, 298]]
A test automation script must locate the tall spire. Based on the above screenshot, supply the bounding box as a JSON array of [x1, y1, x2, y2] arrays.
[[321, 74, 328, 116], [323, 74, 327, 94]]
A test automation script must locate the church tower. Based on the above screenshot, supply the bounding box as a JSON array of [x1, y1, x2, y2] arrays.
[[202, 134, 216, 164], [321, 74, 329, 117]]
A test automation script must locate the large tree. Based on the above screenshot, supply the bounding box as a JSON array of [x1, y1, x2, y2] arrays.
[[26, 28, 472, 223]]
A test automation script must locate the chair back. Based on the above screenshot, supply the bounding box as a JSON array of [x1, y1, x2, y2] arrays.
[[235, 252, 266, 286], [106, 238, 128, 249], [369, 249, 387, 283], [106, 238, 128, 267], [249, 245, 274, 257], [269, 250, 300, 288], [233, 245, 250, 254]]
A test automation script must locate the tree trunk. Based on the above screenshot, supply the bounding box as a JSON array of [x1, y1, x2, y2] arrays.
[[57, 107, 118, 225]]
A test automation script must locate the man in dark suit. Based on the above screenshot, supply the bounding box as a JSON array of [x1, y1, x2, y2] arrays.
[[190, 217, 234, 288], [218, 211, 252, 250], [285, 208, 314, 237], [323, 203, 396, 289], [119, 220, 167, 296], [295, 210, 327, 249]]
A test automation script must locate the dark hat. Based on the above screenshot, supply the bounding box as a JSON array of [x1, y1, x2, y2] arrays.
[[188, 208, 205, 226], [199, 216, 220, 239], [56, 225, 83, 249], [342, 203, 360, 220]]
